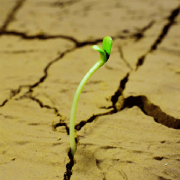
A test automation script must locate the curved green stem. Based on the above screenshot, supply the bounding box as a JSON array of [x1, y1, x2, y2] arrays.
[[70, 60, 104, 155], [70, 36, 113, 156]]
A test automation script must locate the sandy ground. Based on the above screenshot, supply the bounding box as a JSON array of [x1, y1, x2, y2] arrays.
[[0, 0, 180, 180]]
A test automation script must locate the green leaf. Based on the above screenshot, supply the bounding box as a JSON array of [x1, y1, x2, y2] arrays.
[[92, 45, 106, 62], [92, 45, 104, 52], [102, 36, 113, 57]]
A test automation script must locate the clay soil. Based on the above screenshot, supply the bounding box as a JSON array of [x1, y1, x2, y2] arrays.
[[0, 1, 180, 180]]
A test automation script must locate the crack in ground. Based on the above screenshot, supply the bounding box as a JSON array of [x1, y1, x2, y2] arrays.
[[132, 20, 155, 41], [136, 6, 180, 69], [150, 6, 180, 52], [14, 90, 69, 134], [1, 30, 106, 48], [52, 121, 69, 135], [1, 29, 149, 48], [0, 49, 73, 107], [29, 50, 71, 89], [1, 31, 78, 43], [1, 30, 114, 49], [0, 84, 29, 107], [63, 149, 74, 180], [109, 67, 180, 129], [75, 109, 116, 132], [0, 99, 8, 107], [111, 73, 129, 110], [0, 0, 26, 33], [28, 96, 61, 117], [72, 94, 180, 138], [122, 95, 180, 129], [118, 46, 132, 70]]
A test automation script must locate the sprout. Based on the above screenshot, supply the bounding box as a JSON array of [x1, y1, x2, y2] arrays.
[[70, 36, 113, 156]]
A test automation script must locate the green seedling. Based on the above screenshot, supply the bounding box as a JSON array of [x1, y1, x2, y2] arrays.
[[70, 36, 113, 156]]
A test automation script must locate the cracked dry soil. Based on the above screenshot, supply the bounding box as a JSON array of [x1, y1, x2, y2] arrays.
[[0, 1, 180, 180]]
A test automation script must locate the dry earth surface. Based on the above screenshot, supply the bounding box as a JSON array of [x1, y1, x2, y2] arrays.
[[0, 0, 180, 180]]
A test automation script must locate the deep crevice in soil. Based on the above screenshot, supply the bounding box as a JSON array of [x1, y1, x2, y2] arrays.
[[122, 95, 180, 129], [74, 94, 180, 139], [64, 149, 74, 180], [111, 73, 129, 110]]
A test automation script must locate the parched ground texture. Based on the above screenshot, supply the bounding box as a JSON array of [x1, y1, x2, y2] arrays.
[[0, 0, 180, 180]]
